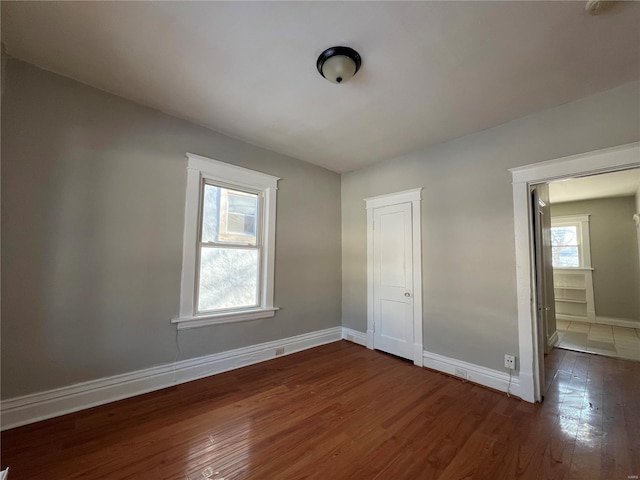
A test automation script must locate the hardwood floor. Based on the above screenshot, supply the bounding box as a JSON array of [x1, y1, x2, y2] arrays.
[[2, 341, 638, 479]]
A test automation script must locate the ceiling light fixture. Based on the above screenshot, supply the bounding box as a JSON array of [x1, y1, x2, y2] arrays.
[[316, 46, 362, 84], [585, 0, 615, 15]]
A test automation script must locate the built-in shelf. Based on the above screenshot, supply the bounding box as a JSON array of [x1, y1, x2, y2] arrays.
[[553, 268, 595, 323]]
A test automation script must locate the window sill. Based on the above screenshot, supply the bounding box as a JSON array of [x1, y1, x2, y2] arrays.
[[552, 267, 594, 271], [172, 307, 279, 330]]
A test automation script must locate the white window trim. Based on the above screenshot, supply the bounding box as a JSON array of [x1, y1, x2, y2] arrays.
[[550, 214, 592, 269], [172, 153, 279, 330]]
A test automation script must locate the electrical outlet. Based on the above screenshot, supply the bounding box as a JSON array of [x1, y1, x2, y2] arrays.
[[504, 354, 516, 370], [275, 347, 285, 356], [454, 368, 468, 379]]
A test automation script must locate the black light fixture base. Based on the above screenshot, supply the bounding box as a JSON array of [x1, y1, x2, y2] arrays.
[[316, 46, 362, 79]]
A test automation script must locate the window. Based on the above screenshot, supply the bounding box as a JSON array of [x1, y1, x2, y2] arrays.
[[550, 215, 591, 269], [551, 225, 579, 267], [173, 153, 279, 330], [198, 184, 260, 312]]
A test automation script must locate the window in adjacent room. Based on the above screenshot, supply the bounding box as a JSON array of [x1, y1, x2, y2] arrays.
[[173, 153, 279, 330], [550, 215, 591, 269]]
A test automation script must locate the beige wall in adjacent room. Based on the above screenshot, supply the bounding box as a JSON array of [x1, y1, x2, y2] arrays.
[[551, 196, 640, 322], [1, 58, 342, 399], [342, 80, 640, 374]]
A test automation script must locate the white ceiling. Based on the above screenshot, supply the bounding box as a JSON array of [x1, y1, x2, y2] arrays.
[[549, 168, 640, 203], [2, 1, 639, 173]]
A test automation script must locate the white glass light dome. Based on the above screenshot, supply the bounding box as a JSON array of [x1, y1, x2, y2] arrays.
[[317, 47, 362, 84]]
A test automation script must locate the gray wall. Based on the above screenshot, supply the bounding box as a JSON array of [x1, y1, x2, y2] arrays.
[[551, 196, 640, 322], [1, 58, 342, 399], [342, 81, 640, 373]]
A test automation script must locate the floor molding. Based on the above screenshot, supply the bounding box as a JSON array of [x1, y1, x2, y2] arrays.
[[423, 350, 521, 399], [1, 326, 343, 431], [595, 316, 640, 329], [341, 327, 368, 347], [548, 330, 559, 348]]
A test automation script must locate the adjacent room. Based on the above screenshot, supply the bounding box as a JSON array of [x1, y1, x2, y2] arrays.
[[549, 169, 640, 361], [1, 1, 639, 479]]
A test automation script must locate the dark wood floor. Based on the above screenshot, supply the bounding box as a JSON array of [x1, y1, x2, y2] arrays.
[[2, 341, 638, 479]]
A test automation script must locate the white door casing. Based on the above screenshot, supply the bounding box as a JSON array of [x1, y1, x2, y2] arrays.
[[366, 188, 423, 366], [510, 142, 640, 403]]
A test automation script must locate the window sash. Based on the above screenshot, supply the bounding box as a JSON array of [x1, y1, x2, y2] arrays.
[[195, 179, 264, 314], [200, 179, 263, 247], [551, 245, 580, 268], [196, 244, 261, 313], [550, 220, 587, 269], [550, 225, 579, 247]]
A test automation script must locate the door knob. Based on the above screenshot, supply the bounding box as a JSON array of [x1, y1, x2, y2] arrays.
[[404, 292, 411, 297]]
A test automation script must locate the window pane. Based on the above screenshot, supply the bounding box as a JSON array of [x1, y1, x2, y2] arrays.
[[201, 184, 258, 244], [227, 193, 257, 237], [227, 212, 256, 236], [198, 247, 259, 311], [551, 226, 578, 247], [552, 246, 580, 268], [228, 193, 257, 216], [201, 184, 220, 243]]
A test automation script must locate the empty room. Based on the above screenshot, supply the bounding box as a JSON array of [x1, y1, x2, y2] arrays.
[[1, 1, 639, 479]]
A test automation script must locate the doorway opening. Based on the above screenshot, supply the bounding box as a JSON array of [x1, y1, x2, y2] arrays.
[[548, 169, 640, 363], [510, 142, 640, 403]]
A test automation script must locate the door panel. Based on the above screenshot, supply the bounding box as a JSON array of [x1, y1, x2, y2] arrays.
[[532, 183, 556, 397], [379, 300, 410, 340], [373, 203, 414, 360], [379, 212, 408, 287]]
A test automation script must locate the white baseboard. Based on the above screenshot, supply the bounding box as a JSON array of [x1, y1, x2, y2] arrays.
[[555, 313, 586, 323], [548, 330, 559, 347], [1, 326, 342, 431], [341, 327, 367, 347], [596, 316, 640, 329], [422, 350, 522, 399]]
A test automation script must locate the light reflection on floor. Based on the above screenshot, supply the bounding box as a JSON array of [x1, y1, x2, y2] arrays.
[[185, 418, 252, 480], [544, 347, 607, 450]]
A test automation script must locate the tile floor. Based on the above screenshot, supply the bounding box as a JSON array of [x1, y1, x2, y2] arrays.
[[555, 318, 640, 361]]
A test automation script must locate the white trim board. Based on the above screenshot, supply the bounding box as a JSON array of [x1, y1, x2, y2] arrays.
[[548, 330, 559, 348], [342, 327, 368, 347], [423, 351, 522, 399], [1, 327, 342, 431], [509, 141, 640, 403], [509, 142, 640, 184]]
